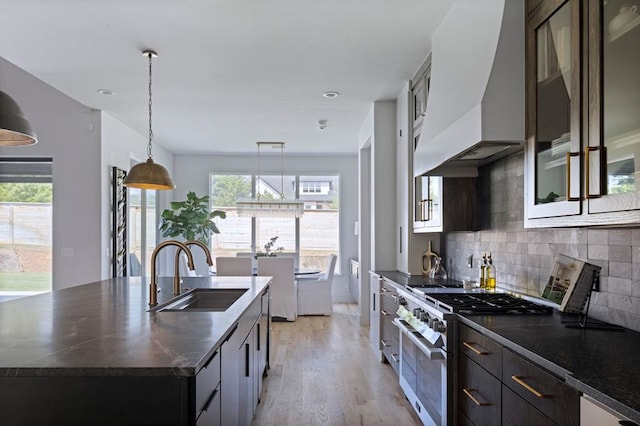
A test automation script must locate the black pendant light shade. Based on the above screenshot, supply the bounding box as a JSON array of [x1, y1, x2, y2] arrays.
[[0, 90, 37, 146]]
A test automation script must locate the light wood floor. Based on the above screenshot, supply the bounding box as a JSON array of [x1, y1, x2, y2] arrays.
[[252, 303, 422, 426]]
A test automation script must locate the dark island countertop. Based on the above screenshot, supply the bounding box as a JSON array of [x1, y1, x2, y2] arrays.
[[374, 270, 640, 423], [0, 275, 270, 377]]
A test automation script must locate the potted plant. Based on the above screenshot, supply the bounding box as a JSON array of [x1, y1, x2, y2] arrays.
[[159, 191, 226, 244]]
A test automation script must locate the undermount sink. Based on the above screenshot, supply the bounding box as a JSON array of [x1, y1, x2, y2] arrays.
[[150, 288, 248, 312]]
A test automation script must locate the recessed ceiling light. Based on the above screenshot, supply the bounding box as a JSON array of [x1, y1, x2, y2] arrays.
[[97, 89, 115, 95], [322, 91, 340, 98]]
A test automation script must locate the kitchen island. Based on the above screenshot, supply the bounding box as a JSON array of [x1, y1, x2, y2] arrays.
[[0, 275, 270, 425]]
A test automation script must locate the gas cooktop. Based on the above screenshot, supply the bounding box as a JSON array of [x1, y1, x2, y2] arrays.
[[425, 292, 553, 315]]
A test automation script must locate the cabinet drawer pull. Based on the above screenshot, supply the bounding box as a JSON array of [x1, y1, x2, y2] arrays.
[[390, 353, 400, 363], [462, 388, 489, 406], [463, 341, 488, 355], [511, 375, 550, 398], [381, 309, 389, 316], [380, 287, 388, 294], [380, 339, 389, 348]]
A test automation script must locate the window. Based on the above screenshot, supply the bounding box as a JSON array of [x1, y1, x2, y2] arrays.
[[127, 160, 158, 277], [0, 158, 53, 297], [210, 173, 340, 272]]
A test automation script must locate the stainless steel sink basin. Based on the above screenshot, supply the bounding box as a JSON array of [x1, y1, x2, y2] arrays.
[[150, 288, 248, 312]]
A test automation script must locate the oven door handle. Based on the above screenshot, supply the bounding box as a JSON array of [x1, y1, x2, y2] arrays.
[[394, 318, 445, 360]]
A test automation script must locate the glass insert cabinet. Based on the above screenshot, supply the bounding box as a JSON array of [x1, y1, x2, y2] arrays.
[[525, 0, 640, 226]]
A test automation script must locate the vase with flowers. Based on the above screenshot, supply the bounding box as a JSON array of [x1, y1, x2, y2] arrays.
[[256, 236, 284, 258]]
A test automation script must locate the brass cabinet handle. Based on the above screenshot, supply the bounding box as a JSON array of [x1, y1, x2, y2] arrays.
[[511, 375, 550, 398], [390, 354, 400, 363], [463, 341, 488, 355], [463, 388, 489, 406], [566, 151, 581, 201], [380, 339, 389, 348]]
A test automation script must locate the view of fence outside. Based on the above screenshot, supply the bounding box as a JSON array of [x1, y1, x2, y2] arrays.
[[0, 203, 52, 292]]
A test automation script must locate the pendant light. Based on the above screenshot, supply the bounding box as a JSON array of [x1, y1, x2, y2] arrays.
[[0, 90, 37, 146], [123, 50, 175, 190], [236, 142, 304, 218]]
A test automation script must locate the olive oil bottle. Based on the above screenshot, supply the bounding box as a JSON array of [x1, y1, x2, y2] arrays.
[[486, 253, 496, 290], [479, 253, 487, 289]]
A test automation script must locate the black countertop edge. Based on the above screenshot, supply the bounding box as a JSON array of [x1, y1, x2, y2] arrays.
[[0, 366, 195, 377]]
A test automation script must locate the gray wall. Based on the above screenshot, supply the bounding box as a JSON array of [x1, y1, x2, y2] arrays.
[[0, 57, 102, 290], [445, 152, 640, 331], [1, 57, 174, 288], [172, 153, 359, 303]]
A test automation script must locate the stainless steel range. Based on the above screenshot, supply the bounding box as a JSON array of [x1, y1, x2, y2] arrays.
[[394, 287, 551, 426]]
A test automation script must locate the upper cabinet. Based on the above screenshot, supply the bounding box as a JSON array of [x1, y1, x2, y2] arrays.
[[525, 0, 640, 227]]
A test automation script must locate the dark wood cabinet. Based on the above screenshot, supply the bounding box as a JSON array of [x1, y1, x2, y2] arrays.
[[459, 355, 501, 426], [457, 324, 580, 426], [502, 348, 580, 426], [502, 385, 556, 426]]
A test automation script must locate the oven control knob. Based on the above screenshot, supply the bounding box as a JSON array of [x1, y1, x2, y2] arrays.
[[431, 319, 446, 333]]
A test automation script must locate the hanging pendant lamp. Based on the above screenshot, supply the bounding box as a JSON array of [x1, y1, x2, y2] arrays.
[[0, 90, 37, 146], [236, 142, 304, 218], [123, 50, 175, 190]]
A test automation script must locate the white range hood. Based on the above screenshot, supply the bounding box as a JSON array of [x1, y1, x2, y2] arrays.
[[413, 0, 525, 177]]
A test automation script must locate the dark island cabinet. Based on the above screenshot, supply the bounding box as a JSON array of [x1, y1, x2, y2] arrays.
[[457, 323, 580, 425]]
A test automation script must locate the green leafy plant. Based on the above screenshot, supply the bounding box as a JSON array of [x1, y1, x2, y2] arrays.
[[160, 191, 226, 245]]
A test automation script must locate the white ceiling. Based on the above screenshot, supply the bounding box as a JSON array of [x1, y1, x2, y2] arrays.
[[0, 0, 453, 155]]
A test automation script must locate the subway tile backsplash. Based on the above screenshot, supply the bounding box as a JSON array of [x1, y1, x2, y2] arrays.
[[445, 152, 640, 332]]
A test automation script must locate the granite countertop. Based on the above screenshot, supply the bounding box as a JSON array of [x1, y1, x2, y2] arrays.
[[375, 270, 640, 422], [372, 270, 461, 287], [0, 275, 270, 377], [459, 313, 640, 423]]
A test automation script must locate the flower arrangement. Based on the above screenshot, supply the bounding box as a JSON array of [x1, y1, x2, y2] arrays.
[[257, 236, 284, 257]]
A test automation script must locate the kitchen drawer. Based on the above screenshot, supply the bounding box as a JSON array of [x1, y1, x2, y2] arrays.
[[502, 385, 554, 426], [459, 355, 501, 425], [196, 349, 221, 414], [382, 336, 400, 375], [381, 314, 397, 339], [380, 293, 398, 316], [459, 324, 502, 379], [502, 348, 579, 426], [196, 383, 221, 426], [381, 278, 398, 295], [458, 411, 475, 426]]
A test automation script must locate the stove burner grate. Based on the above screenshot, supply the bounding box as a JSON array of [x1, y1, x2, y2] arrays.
[[427, 293, 552, 315]]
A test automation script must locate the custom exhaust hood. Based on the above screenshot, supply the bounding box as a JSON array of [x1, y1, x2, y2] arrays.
[[413, 0, 525, 177]]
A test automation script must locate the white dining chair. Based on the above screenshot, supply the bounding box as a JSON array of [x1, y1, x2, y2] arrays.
[[216, 257, 253, 276], [257, 257, 296, 321], [297, 254, 336, 316]]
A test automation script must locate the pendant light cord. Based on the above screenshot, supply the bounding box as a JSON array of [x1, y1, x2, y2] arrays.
[[147, 52, 154, 159]]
